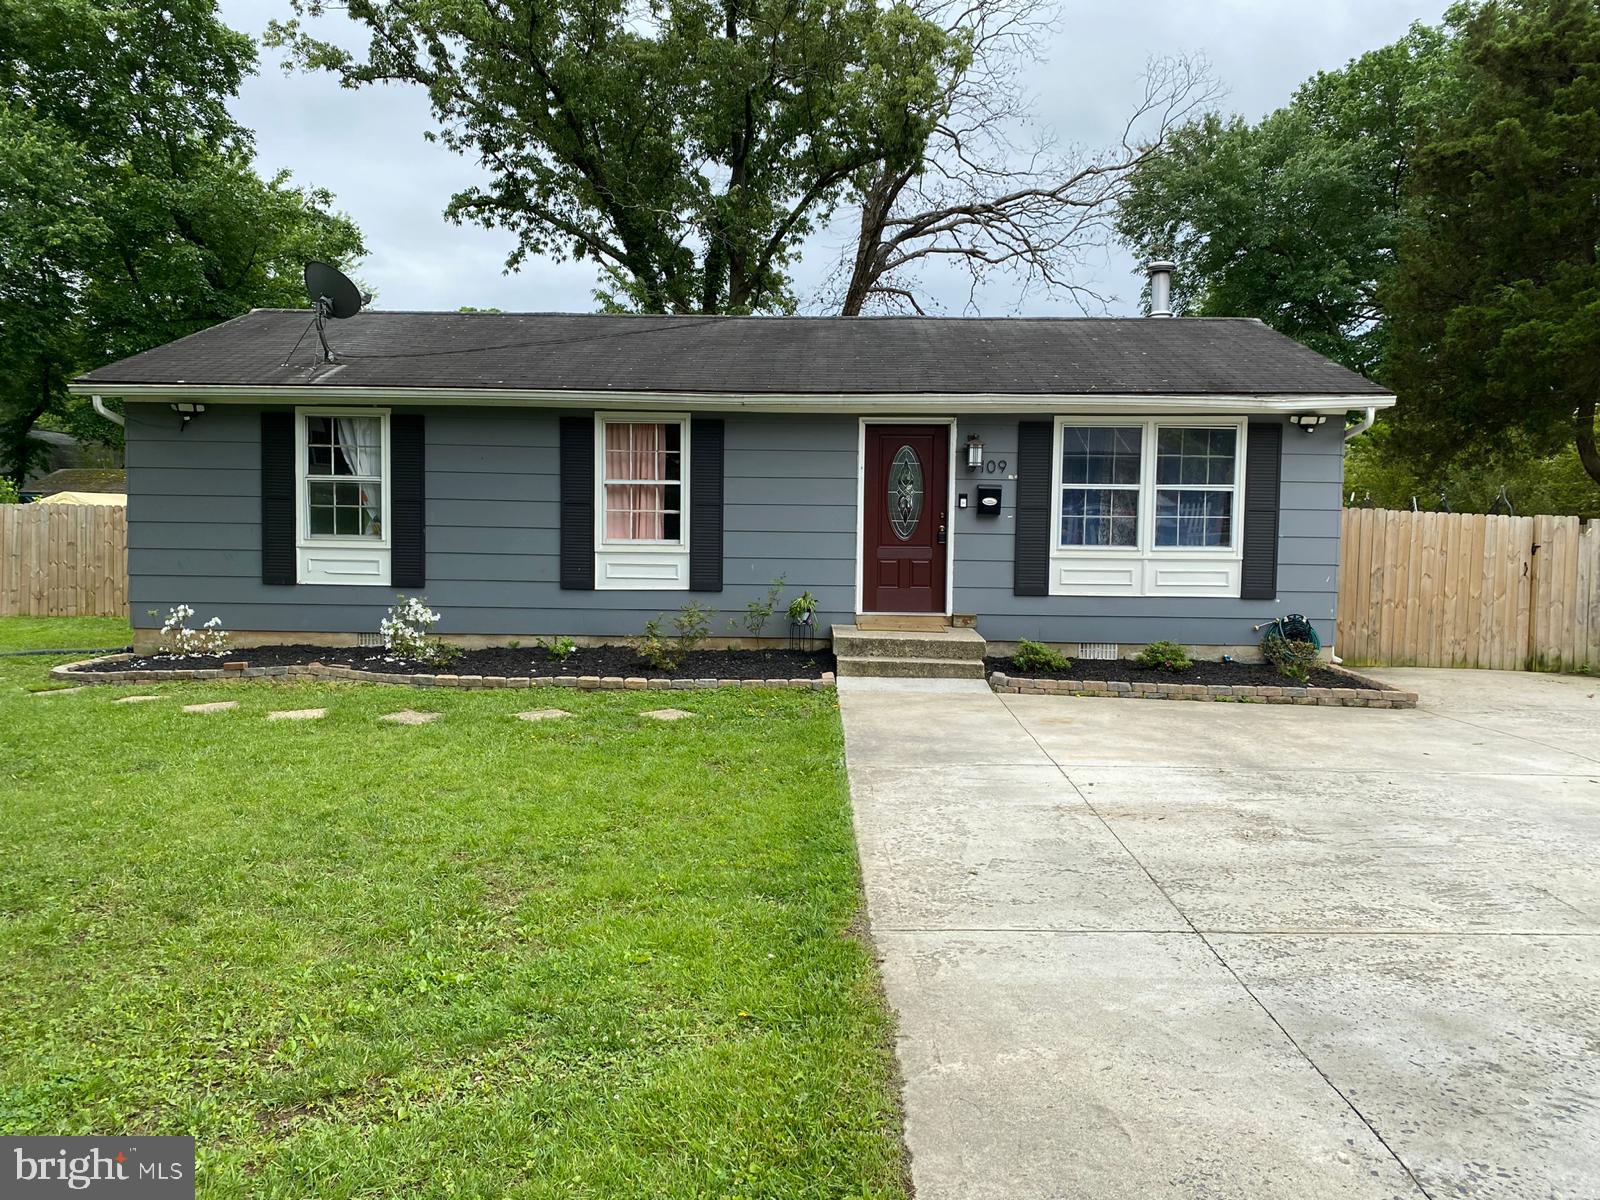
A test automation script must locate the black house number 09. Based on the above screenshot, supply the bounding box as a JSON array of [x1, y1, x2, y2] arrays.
[[984, 458, 1008, 474]]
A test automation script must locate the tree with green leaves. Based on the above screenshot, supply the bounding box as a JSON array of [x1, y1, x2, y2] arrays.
[[1386, 0, 1600, 494], [1114, 24, 1453, 376], [0, 0, 365, 479], [268, 0, 964, 316]]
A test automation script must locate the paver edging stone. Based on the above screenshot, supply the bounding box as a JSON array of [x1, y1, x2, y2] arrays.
[[49, 655, 837, 692], [987, 671, 1416, 709]]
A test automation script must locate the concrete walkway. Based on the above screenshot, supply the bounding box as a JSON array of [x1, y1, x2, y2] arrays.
[[838, 670, 1600, 1200]]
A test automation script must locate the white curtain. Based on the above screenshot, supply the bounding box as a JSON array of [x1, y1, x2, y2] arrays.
[[336, 417, 381, 536]]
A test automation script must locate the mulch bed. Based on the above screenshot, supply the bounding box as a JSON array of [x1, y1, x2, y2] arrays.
[[985, 655, 1391, 691], [79, 643, 836, 681]]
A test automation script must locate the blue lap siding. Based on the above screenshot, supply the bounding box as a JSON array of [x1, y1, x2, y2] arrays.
[[125, 403, 1343, 647]]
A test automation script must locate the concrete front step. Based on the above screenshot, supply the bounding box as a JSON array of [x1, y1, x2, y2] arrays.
[[832, 624, 988, 662], [835, 654, 988, 679]]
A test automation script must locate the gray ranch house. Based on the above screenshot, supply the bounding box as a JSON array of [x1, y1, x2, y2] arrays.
[[72, 297, 1393, 658]]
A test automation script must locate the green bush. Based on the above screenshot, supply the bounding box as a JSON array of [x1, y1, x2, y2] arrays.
[[1262, 633, 1320, 682], [1135, 640, 1193, 672], [538, 635, 578, 662], [634, 601, 715, 673], [1012, 638, 1071, 673], [0, 478, 20, 504]]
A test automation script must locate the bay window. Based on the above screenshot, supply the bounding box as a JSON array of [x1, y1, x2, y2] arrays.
[[1051, 418, 1246, 597]]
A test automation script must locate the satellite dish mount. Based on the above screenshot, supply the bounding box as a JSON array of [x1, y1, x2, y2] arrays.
[[302, 261, 368, 363]]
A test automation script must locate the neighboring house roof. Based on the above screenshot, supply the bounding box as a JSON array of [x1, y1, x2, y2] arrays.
[[22, 430, 124, 485], [34, 490, 128, 506], [73, 309, 1392, 401], [21, 468, 128, 499]]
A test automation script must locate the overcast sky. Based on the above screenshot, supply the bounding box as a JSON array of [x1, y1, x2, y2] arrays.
[[222, 0, 1447, 317]]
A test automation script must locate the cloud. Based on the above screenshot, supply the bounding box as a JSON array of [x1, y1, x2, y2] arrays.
[[224, 0, 1445, 316]]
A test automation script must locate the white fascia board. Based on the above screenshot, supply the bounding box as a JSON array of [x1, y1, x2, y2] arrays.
[[70, 381, 1395, 416]]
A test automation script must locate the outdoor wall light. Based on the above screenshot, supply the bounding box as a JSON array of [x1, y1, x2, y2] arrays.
[[1288, 414, 1328, 433], [169, 402, 206, 432], [965, 434, 985, 470]]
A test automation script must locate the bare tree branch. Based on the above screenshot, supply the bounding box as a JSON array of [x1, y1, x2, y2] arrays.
[[817, 1, 1220, 317]]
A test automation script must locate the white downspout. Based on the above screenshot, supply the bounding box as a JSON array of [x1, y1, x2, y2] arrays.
[[90, 394, 124, 427]]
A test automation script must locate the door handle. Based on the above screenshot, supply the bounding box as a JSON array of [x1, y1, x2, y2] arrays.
[[937, 522, 947, 545]]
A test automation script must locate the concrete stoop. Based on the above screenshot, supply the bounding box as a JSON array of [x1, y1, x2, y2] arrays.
[[832, 624, 987, 679]]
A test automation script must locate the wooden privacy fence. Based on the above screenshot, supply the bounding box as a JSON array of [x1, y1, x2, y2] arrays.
[[0, 504, 128, 618], [1337, 508, 1599, 672]]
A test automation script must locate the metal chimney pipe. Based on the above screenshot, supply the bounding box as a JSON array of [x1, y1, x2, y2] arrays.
[[1146, 260, 1176, 318]]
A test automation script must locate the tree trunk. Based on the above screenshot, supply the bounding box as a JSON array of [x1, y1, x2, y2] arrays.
[[839, 168, 906, 316], [1575, 395, 1600, 490]]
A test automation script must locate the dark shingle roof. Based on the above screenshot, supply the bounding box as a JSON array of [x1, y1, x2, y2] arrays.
[[20, 468, 127, 497], [75, 309, 1390, 397]]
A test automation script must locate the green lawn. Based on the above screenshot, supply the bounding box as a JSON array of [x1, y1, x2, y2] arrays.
[[0, 614, 132, 651], [0, 618, 905, 1199]]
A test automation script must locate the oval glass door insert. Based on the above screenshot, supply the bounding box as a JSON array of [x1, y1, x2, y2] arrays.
[[888, 445, 924, 540]]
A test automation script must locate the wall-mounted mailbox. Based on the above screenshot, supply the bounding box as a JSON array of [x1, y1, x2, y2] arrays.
[[975, 485, 1002, 516]]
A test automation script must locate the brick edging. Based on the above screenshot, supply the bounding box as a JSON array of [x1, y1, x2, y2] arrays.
[[988, 671, 1417, 708], [50, 655, 836, 692]]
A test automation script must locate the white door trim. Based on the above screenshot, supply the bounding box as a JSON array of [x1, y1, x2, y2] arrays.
[[854, 417, 958, 617]]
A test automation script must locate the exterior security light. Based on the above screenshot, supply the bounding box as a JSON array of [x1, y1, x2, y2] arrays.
[[1288, 414, 1328, 433], [965, 434, 985, 470]]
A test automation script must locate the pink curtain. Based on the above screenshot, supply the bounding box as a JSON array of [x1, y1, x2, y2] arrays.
[[604, 422, 666, 540]]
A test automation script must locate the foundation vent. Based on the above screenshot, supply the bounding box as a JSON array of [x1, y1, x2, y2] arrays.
[[1076, 642, 1120, 661], [357, 633, 384, 648]]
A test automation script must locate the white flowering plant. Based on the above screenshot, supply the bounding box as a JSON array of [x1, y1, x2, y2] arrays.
[[379, 595, 459, 666], [159, 604, 230, 656]]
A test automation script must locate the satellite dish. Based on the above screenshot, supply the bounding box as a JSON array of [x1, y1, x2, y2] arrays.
[[301, 261, 368, 364], [304, 261, 365, 319]]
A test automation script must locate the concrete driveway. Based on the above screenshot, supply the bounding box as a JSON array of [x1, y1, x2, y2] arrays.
[[838, 669, 1600, 1200]]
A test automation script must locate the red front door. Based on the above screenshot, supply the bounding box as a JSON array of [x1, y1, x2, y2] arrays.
[[863, 424, 949, 613]]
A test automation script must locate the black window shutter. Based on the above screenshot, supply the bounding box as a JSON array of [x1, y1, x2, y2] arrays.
[[1240, 421, 1283, 600], [390, 414, 426, 588], [261, 411, 295, 585], [689, 417, 724, 592], [1014, 420, 1052, 597], [559, 416, 595, 590]]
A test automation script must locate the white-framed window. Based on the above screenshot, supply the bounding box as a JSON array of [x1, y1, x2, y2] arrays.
[[594, 414, 691, 589], [295, 408, 391, 585], [1050, 416, 1246, 597]]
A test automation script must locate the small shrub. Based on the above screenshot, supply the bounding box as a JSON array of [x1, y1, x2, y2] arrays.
[[634, 618, 682, 672], [1012, 638, 1071, 673], [0, 477, 20, 504], [671, 600, 713, 653], [159, 604, 230, 656], [734, 575, 786, 637], [1135, 640, 1192, 672], [1261, 614, 1322, 682], [1262, 633, 1320, 682], [538, 635, 578, 662], [379, 595, 457, 665], [635, 602, 715, 672]]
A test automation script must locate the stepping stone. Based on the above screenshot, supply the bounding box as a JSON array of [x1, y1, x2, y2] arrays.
[[379, 709, 442, 725], [267, 708, 326, 721], [116, 695, 164, 704], [515, 709, 571, 722], [32, 686, 83, 696], [183, 701, 238, 714], [641, 708, 695, 721]]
